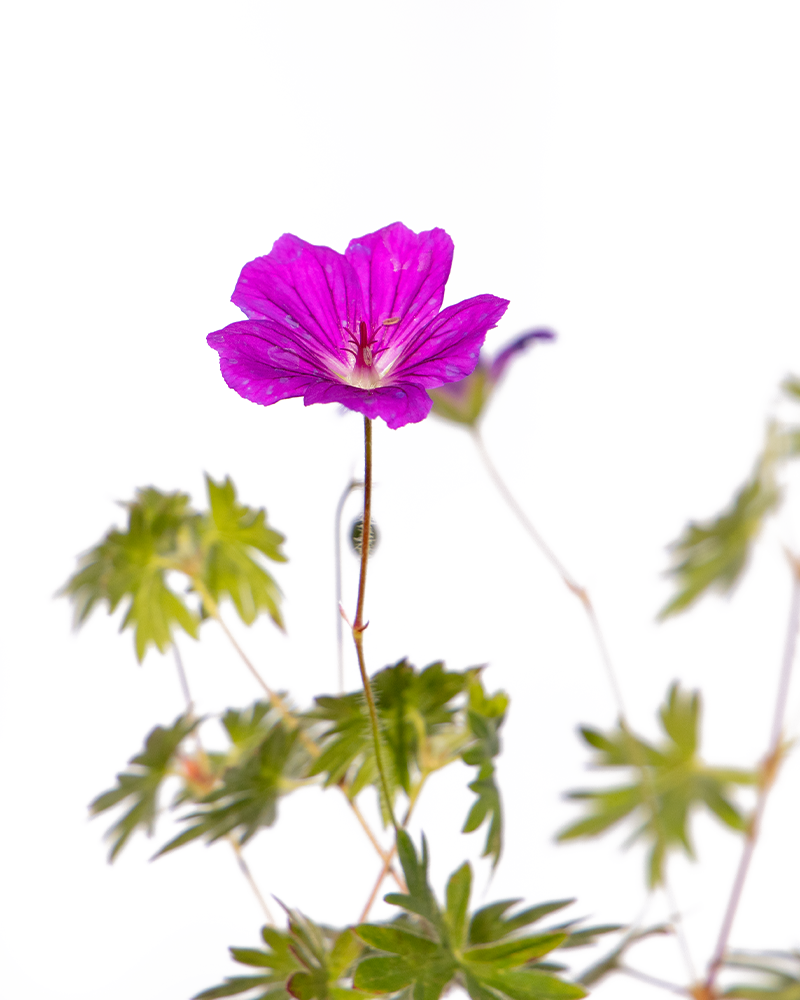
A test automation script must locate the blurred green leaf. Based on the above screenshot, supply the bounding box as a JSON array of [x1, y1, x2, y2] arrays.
[[195, 915, 369, 1000], [461, 679, 509, 867], [200, 475, 286, 629], [355, 830, 586, 1000], [307, 663, 507, 859], [781, 374, 800, 403], [723, 950, 800, 999], [60, 487, 201, 660], [558, 684, 756, 886], [575, 925, 670, 988], [60, 476, 287, 660], [660, 412, 800, 618], [158, 701, 311, 854], [90, 713, 198, 861]]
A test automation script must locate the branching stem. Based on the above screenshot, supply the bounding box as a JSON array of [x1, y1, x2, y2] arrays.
[[704, 554, 800, 993]]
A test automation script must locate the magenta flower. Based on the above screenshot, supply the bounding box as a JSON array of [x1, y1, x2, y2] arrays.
[[429, 328, 555, 426], [207, 223, 509, 429]]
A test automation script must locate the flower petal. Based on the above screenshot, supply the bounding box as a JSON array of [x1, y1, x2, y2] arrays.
[[345, 223, 453, 345], [207, 320, 323, 406], [488, 329, 556, 382], [303, 381, 433, 429], [388, 294, 509, 388], [231, 234, 363, 361]]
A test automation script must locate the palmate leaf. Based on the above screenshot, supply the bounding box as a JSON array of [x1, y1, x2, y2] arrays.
[[60, 477, 286, 660], [354, 830, 587, 1000], [200, 475, 286, 629], [660, 411, 800, 618], [558, 684, 756, 887], [306, 662, 507, 861], [157, 701, 312, 855], [61, 487, 201, 660], [194, 912, 370, 1000], [307, 661, 467, 801], [461, 680, 508, 867], [90, 713, 198, 861], [723, 950, 800, 999]]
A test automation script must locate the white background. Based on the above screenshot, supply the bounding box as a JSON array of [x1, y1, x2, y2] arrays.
[[1, 2, 799, 997]]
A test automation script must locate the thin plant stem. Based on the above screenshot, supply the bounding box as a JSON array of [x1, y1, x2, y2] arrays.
[[471, 426, 698, 981], [169, 639, 274, 923], [191, 579, 394, 877], [192, 578, 319, 755], [173, 643, 194, 715], [471, 426, 627, 719], [705, 555, 800, 993], [335, 479, 363, 693], [665, 881, 698, 984], [619, 965, 692, 997], [345, 794, 404, 890], [229, 835, 275, 924], [359, 772, 429, 922], [352, 416, 397, 830]]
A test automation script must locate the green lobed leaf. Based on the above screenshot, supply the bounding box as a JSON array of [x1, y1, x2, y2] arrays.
[[460, 680, 508, 867], [90, 713, 198, 861], [356, 833, 585, 1000], [60, 487, 201, 660], [199, 474, 286, 629], [60, 477, 287, 660], [197, 916, 369, 1000], [307, 662, 482, 809], [558, 684, 757, 886], [660, 412, 800, 618], [158, 702, 311, 855]]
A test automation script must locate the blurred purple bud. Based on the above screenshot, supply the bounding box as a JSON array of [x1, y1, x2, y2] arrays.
[[488, 328, 556, 383]]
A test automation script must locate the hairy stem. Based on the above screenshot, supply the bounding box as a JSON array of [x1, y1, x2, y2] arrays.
[[705, 555, 800, 993], [352, 417, 397, 830]]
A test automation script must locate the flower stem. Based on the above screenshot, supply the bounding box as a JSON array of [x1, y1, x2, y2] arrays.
[[192, 576, 397, 874], [704, 553, 800, 993], [471, 426, 628, 719], [352, 417, 397, 830], [472, 426, 696, 981]]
